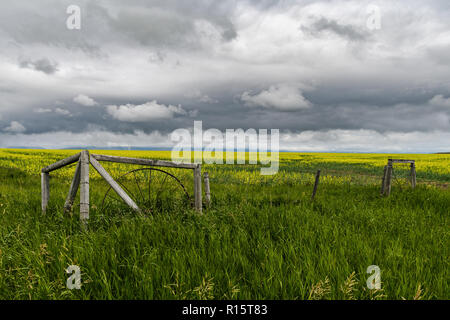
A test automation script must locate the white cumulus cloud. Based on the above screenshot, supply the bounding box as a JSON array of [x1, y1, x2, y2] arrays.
[[241, 84, 312, 111], [106, 100, 187, 122], [185, 90, 219, 104], [34, 108, 52, 113], [4, 121, 26, 133], [55, 108, 71, 116], [73, 94, 98, 107], [429, 95, 450, 107]]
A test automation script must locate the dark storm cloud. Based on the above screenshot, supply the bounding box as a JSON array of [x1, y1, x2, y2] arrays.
[[0, 0, 449, 151], [106, 2, 238, 48], [0, 0, 238, 51]]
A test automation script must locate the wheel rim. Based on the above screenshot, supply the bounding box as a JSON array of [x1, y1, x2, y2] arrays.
[[101, 167, 192, 213]]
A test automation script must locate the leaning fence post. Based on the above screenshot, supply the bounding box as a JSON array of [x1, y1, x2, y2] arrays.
[[204, 172, 211, 206], [79, 150, 90, 226], [194, 164, 202, 213], [41, 171, 50, 214], [380, 165, 388, 195], [90, 154, 140, 212], [311, 169, 321, 200], [64, 161, 81, 214]]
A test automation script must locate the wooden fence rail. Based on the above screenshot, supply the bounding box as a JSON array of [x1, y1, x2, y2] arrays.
[[41, 152, 81, 173], [91, 154, 197, 169]]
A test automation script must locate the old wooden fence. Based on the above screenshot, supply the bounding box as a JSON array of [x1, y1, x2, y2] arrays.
[[41, 151, 208, 226]]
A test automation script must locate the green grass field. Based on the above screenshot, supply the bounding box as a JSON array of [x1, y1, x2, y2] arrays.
[[0, 149, 448, 299]]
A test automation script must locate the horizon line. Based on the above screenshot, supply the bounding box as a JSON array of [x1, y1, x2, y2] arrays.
[[1, 146, 447, 154]]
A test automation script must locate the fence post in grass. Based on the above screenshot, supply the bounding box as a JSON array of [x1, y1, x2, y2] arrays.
[[311, 169, 321, 200], [79, 150, 90, 226], [385, 161, 393, 197], [410, 162, 416, 189], [64, 160, 81, 214], [380, 165, 388, 195], [204, 172, 211, 206], [41, 171, 50, 214], [194, 164, 202, 213]]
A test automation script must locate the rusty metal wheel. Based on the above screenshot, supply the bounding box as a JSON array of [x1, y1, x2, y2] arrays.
[[101, 167, 192, 213]]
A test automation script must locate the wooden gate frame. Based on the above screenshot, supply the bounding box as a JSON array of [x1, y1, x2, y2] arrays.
[[41, 150, 203, 224], [381, 159, 416, 196]]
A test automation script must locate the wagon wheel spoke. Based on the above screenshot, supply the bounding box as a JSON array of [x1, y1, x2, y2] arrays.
[[155, 174, 169, 201], [117, 179, 139, 204], [133, 171, 145, 204], [106, 192, 121, 203], [148, 169, 152, 204], [101, 187, 124, 210]]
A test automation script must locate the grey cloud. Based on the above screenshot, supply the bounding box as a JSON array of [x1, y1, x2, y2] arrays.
[[106, 3, 238, 49], [148, 51, 167, 63], [0, 0, 238, 52], [4, 121, 26, 133], [301, 17, 369, 41], [427, 44, 450, 65], [222, 28, 237, 41], [19, 58, 59, 74], [108, 8, 193, 48]]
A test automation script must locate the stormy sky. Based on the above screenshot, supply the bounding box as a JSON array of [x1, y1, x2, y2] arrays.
[[0, 0, 449, 152]]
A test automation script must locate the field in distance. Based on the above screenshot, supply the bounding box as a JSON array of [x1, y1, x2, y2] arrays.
[[0, 149, 448, 299]]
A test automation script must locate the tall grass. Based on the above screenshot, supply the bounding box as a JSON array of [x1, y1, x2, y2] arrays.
[[0, 150, 448, 299]]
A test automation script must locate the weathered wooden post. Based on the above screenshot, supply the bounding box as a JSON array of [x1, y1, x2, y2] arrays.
[[380, 165, 388, 195], [410, 162, 416, 188], [79, 150, 90, 226], [204, 172, 211, 206], [385, 160, 393, 196], [194, 164, 202, 213], [311, 169, 321, 200], [64, 161, 81, 214], [41, 172, 50, 214]]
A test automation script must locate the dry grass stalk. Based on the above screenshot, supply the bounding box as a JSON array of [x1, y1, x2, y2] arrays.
[[308, 277, 331, 300], [340, 271, 358, 300]]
